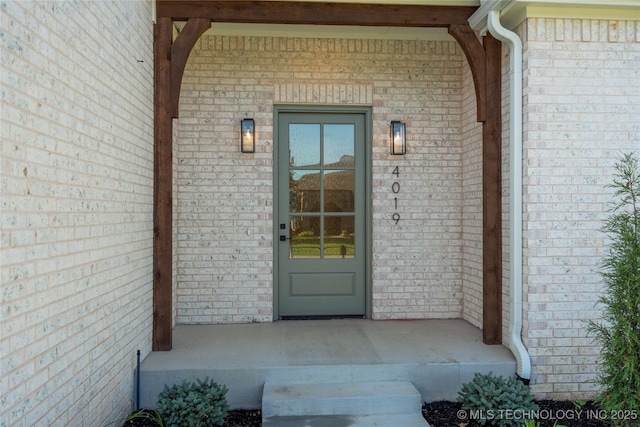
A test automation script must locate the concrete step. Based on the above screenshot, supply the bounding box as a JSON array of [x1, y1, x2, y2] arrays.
[[263, 413, 430, 426], [262, 380, 424, 419]]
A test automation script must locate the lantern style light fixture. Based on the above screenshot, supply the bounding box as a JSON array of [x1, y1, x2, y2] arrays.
[[390, 121, 406, 155], [240, 118, 255, 153]]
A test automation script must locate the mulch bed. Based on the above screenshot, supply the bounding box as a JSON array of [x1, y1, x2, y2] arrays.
[[122, 409, 262, 427], [223, 409, 262, 427], [124, 401, 610, 426]]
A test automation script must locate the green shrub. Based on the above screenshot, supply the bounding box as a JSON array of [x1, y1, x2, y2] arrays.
[[458, 372, 538, 427], [586, 152, 640, 427], [156, 377, 229, 427], [297, 231, 315, 237]]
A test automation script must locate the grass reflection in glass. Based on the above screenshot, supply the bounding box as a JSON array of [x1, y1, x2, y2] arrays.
[[290, 236, 355, 258]]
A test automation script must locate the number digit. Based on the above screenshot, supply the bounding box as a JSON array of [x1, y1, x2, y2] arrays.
[[392, 166, 400, 225]]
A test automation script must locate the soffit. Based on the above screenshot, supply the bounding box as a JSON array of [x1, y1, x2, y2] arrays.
[[471, 0, 640, 32], [200, 23, 455, 41]]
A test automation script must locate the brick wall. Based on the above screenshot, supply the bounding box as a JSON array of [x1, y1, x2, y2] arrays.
[[176, 35, 476, 323], [1, 1, 154, 425], [521, 18, 640, 399], [461, 39, 484, 329]]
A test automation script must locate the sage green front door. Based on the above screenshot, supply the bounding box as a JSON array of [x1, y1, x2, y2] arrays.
[[277, 112, 366, 317]]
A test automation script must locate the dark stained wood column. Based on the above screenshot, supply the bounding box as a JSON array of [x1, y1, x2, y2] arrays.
[[153, 17, 173, 351], [482, 33, 503, 345], [450, 25, 503, 345], [153, 17, 211, 351]]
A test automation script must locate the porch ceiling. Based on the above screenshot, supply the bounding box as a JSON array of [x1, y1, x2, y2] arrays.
[[182, 22, 456, 41]]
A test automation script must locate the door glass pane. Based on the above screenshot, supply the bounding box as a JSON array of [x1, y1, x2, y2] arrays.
[[324, 170, 354, 213], [290, 170, 320, 213], [290, 124, 320, 167], [286, 120, 358, 261], [324, 216, 355, 258], [289, 216, 320, 259], [324, 124, 354, 166]]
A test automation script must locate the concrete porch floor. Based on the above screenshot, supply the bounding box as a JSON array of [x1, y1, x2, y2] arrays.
[[138, 319, 516, 409]]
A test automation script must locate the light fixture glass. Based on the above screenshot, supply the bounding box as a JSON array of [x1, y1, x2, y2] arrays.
[[241, 118, 255, 153], [390, 121, 406, 155]]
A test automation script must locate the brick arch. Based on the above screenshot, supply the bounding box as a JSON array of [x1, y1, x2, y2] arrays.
[[153, 1, 502, 350]]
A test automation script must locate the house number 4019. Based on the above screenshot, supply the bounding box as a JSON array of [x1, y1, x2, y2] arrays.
[[392, 166, 400, 224]]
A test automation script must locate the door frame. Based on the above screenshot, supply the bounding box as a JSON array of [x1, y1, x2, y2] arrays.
[[273, 105, 373, 319]]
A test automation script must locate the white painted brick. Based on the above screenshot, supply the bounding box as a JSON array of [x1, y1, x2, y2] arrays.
[[177, 35, 469, 323], [2, 0, 154, 426], [522, 17, 639, 399]]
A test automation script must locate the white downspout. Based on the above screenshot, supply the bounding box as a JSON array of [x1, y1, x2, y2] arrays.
[[486, 9, 531, 381]]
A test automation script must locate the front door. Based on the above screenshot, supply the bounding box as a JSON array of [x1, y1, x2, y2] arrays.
[[277, 111, 367, 318]]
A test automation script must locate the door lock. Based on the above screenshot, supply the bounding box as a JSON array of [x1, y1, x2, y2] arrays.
[[279, 224, 290, 241]]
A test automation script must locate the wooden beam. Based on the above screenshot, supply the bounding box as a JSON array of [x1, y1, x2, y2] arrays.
[[156, 1, 476, 27], [170, 18, 211, 118], [153, 17, 173, 351], [482, 33, 502, 345], [448, 24, 486, 122]]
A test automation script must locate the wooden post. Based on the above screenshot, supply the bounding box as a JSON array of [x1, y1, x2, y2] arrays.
[[482, 33, 503, 345], [153, 17, 211, 351], [450, 25, 503, 344], [153, 17, 173, 351]]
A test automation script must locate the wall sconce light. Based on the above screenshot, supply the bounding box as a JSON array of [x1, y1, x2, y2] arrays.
[[240, 118, 255, 153], [390, 121, 406, 155]]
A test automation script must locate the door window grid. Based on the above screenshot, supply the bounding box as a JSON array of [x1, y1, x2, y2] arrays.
[[289, 123, 355, 259]]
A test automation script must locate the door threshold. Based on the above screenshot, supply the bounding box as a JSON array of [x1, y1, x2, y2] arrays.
[[280, 315, 366, 321]]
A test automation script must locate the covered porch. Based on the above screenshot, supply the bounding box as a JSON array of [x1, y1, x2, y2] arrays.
[[153, 0, 505, 351], [139, 319, 515, 409]]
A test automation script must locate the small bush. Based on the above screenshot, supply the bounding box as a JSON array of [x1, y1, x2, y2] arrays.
[[458, 372, 538, 427], [156, 377, 229, 427], [297, 231, 315, 237]]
